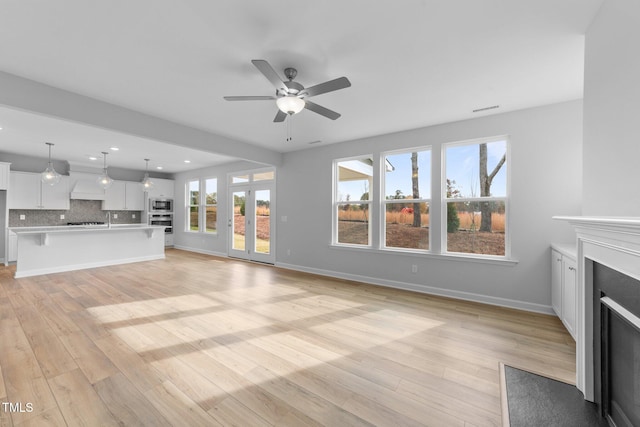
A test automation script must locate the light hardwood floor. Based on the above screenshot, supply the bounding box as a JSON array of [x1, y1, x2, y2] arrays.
[[0, 249, 575, 426]]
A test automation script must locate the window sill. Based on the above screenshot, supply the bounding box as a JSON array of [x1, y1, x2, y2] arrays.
[[329, 244, 518, 266]]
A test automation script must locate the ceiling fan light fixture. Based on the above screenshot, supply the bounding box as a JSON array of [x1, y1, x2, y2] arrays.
[[276, 96, 305, 115]]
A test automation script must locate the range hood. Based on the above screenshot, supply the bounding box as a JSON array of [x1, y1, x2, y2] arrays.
[[68, 169, 106, 200], [70, 179, 106, 200]]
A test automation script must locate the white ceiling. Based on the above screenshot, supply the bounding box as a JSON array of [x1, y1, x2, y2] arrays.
[[0, 0, 603, 171]]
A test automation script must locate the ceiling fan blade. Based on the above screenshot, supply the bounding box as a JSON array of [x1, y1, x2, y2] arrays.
[[304, 100, 341, 120], [302, 77, 351, 98], [273, 110, 287, 122], [252, 60, 287, 93], [223, 96, 276, 101]]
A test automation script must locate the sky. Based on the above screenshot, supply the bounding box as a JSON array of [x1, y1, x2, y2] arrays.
[[337, 139, 507, 202]]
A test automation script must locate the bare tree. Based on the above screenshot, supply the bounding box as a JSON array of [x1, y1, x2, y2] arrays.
[[479, 144, 506, 232], [411, 152, 421, 227]]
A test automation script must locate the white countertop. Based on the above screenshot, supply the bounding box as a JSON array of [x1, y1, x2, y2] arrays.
[[9, 224, 165, 235]]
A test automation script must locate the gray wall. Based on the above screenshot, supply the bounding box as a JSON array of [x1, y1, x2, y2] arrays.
[[276, 101, 582, 312], [583, 0, 640, 215], [173, 100, 583, 313]]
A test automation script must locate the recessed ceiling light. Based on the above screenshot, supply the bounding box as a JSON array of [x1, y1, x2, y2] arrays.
[[88, 156, 98, 161], [156, 166, 163, 170], [110, 146, 119, 151], [0, 126, 3, 131], [184, 160, 191, 163]]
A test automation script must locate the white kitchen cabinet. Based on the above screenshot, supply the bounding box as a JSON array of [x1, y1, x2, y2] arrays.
[[551, 244, 577, 340], [147, 178, 174, 199], [102, 181, 145, 211], [8, 171, 70, 210], [0, 162, 10, 190]]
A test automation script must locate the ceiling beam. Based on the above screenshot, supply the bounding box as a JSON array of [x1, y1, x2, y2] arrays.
[[0, 70, 282, 167]]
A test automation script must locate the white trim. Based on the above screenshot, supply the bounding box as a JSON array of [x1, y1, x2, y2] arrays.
[[601, 296, 640, 331], [329, 243, 518, 266], [173, 245, 227, 258], [275, 261, 549, 314]]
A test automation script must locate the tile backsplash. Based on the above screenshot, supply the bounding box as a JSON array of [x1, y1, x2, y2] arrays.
[[9, 200, 143, 227]]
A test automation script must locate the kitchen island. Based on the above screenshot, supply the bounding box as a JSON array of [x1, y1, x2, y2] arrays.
[[10, 224, 166, 278]]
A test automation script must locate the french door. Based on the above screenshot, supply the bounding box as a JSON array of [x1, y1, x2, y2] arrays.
[[228, 183, 275, 263]]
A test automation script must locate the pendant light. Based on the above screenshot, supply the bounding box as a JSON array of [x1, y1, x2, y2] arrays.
[[141, 158, 154, 191], [41, 142, 61, 186], [96, 151, 113, 189]]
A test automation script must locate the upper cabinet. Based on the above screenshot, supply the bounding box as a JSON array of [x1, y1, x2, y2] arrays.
[[147, 178, 174, 199], [102, 181, 145, 211], [0, 162, 10, 190], [8, 171, 70, 210]]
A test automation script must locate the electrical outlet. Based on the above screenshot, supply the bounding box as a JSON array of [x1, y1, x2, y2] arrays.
[[60, 214, 65, 220], [281, 216, 288, 222], [132, 214, 136, 219], [19, 214, 26, 220], [113, 214, 118, 219], [411, 264, 418, 274]]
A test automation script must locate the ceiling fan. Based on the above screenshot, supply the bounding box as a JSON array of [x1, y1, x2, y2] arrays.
[[224, 59, 351, 122]]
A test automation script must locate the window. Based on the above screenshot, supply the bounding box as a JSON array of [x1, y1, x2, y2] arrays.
[[331, 136, 510, 260], [204, 178, 217, 233], [382, 149, 431, 250], [334, 156, 372, 246], [443, 138, 508, 256], [186, 177, 218, 233], [187, 180, 199, 231]]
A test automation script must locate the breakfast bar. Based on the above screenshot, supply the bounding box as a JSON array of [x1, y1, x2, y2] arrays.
[[10, 224, 166, 278]]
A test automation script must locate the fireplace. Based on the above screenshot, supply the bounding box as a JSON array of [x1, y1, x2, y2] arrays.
[[554, 217, 640, 414], [593, 262, 640, 426]]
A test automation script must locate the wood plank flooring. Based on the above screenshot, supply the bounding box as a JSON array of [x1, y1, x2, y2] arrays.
[[0, 249, 576, 426]]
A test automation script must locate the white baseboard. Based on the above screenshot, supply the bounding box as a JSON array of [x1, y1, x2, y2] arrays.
[[172, 245, 228, 258], [275, 262, 555, 315], [170, 247, 554, 315]]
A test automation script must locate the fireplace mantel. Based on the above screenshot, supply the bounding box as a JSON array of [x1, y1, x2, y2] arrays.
[[554, 216, 640, 401]]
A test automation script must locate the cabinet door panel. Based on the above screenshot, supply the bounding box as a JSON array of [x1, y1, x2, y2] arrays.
[[562, 257, 577, 338], [8, 172, 40, 209], [125, 182, 144, 210], [102, 181, 126, 210], [41, 176, 70, 210], [551, 249, 563, 317]]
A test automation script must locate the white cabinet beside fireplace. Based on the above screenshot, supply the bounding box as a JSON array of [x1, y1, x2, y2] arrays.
[[551, 243, 577, 340]]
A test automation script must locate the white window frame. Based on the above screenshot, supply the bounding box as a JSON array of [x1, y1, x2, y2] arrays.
[[186, 179, 200, 232], [381, 146, 432, 253], [203, 177, 218, 234], [185, 176, 218, 234], [441, 136, 510, 259], [333, 155, 374, 248]]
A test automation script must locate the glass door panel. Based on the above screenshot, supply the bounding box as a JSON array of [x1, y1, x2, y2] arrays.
[[254, 190, 270, 254], [232, 190, 246, 253]]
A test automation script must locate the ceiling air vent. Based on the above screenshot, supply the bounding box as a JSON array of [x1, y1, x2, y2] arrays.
[[472, 105, 500, 113]]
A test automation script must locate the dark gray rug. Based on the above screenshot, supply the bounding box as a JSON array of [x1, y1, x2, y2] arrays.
[[502, 365, 608, 427]]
